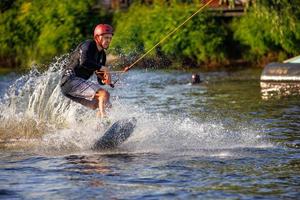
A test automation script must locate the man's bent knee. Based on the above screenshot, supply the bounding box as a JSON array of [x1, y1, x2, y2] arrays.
[[95, 89, 110, 100]]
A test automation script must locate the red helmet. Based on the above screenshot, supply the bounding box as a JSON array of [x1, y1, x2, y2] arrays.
[[94, 24, 113, 38]]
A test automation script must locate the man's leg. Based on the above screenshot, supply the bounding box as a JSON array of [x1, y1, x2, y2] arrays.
[[94, 89, 110, 118]]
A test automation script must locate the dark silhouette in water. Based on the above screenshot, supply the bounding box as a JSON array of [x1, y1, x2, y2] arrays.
[[192, 73, 201, 84]]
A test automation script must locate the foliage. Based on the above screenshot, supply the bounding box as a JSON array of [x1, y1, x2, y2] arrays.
[[2, 0, 300, 69], [112, 0, 228, 64], [0, 0, 104, 68], [232, 0, 300, 61]]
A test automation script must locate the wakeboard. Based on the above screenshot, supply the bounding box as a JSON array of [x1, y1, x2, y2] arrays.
[[92, 117, 137, 150]]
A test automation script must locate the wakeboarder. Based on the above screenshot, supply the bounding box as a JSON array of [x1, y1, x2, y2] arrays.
[[60, 24, 113, 118]]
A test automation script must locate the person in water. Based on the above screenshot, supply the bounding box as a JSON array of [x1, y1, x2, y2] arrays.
[[60, 24, 113, 118], [191, 73, 201, 84]]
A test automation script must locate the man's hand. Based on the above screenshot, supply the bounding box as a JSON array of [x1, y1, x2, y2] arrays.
[[123, 66, 131, 72], [96, 66, 111, 85]]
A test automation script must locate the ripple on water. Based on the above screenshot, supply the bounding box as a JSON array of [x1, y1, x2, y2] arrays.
[[0, 65, 299, 199]]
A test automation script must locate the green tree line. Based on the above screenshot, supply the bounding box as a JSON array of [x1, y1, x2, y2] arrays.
[[232, 0, 300, 62], [0, 0, 111, 69], [0, 0, 300, 69]]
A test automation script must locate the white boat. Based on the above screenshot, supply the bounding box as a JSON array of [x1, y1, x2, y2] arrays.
[[261, 55, 300, 82], [260, 55, 300, 99]]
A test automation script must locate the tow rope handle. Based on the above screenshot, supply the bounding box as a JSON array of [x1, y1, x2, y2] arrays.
[[111, 65, 131, 86]]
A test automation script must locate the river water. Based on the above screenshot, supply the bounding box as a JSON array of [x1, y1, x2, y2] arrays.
[[0, 61, 299, 199]]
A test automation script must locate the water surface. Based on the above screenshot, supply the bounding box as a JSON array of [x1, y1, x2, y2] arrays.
[[0, 64, 299, 199]]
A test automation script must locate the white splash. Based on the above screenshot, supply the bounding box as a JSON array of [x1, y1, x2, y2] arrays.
[[0, 56, 271, 155]]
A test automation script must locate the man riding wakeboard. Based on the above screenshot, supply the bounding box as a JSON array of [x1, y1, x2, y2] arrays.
[[60, 24, 113, 118]]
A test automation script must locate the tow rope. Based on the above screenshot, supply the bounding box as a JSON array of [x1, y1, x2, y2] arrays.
[[111, 0, 214, 87]]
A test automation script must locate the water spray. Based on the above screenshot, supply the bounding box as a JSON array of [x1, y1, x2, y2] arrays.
[[110, 0, 214, 87]]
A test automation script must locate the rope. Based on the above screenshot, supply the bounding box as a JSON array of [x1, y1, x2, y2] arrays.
[[112, 0, 214, 86]]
